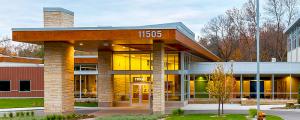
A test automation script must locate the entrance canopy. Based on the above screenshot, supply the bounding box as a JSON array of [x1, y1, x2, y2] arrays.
[[12, 22, 220, 61]]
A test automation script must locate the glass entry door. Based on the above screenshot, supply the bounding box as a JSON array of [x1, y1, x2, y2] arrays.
[[131, 83, 150, 106]]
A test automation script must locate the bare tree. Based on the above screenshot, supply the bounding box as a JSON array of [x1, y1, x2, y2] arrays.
[[264, 0, 287, 61], [284, 0, 299, 25], [0, 36, 14, 56], [201, 15, 239, 62]]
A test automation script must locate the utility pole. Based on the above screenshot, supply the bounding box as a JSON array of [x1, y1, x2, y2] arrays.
[[256, 0, 261, 117]]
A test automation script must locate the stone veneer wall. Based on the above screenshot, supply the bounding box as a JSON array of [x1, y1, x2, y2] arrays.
[[44, 8, 74, 28], [98, 51, 114, 107], [152, 42, 165, 114], [44, 42, 74, 114]]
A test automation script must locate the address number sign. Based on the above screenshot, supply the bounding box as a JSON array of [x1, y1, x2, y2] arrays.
[[139, 30, 162, 38]]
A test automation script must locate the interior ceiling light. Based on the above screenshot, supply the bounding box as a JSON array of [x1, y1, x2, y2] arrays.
[[103, 43, 109, 46], [79, 43, 84, 46]]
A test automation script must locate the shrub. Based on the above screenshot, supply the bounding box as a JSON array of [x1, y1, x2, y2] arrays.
[[172, 108, 184, 115], [20, 112, 25, 117], [3, 113, 7, 118], [46, 114, 56, 120], [30, 111, 35, 116], [25, 111, 31, 116], [56, 115, 65, 120], [66, 114, 73, 119], [8, 112, 13, 118], [16, 112, 20, 117], [249, 109, 257, 118], [286, 102, 296, 109]]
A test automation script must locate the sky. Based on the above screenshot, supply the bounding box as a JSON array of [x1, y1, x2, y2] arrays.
[[0, 0, 253, 38]]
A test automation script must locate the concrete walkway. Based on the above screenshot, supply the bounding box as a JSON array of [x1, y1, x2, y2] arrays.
[[182, 104, 285, 111], [183, 104, 300, 120]]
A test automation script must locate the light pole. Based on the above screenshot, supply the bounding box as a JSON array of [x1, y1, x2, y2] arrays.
[[256, 0, 261, 116]]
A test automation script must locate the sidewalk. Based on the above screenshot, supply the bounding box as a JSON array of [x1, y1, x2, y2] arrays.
[[182, 104, 284, 111], [183, 104, 300, 112]]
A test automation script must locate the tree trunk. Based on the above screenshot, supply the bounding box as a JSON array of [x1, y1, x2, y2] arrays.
[[218, 98, 221, 116], [222, 99, 224, 114]]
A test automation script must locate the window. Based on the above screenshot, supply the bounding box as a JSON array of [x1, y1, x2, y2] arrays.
[[19, 80, 30, 92], [164, 53, 179, 70], [80, 64, 97, 71], [0, 81, 10, 91]]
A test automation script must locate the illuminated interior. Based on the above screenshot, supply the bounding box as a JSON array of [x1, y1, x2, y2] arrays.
[[74, 75, 97, 98], [113, 52, 179, 70]]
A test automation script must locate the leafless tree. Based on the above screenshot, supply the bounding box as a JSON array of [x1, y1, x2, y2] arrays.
[[284, 0, 299, 25]]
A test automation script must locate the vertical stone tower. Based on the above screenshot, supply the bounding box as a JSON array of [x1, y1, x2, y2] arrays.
[[43, 7, 75, 114], [43, 7, 74, 28]]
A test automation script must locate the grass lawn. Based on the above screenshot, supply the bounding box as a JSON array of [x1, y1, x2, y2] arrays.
[[0, 98, 98, 108], [0, 98, 43, 108], [75, 102, 98, 107], [266, 115, 284, 120]]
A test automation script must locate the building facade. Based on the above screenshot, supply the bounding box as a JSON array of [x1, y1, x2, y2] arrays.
[[2, 7, 299, 114], [12, 7, 219, 114]]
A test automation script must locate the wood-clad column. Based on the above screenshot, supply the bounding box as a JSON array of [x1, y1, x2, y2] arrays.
[[98, 51, 113, 107], [152, 42, 165, 114], [44, 42, 74, 114]]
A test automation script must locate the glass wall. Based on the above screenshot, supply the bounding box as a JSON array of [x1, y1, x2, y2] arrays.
[[130, 54, 151, 70], [113, 52, 179, 71], [74, 64, 97, 71], [113, 74, 152, 102], [165, 75, 181, 101], [114, 75, 130, 101], [113, 53, 151, 70], [164, 53, 179, 70], [113, 54, 130, 70], [74, 75, 97, 98], [194, 76, 209, 98]]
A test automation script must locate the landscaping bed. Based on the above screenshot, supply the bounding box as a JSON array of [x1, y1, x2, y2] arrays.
[[0, 111, 95, 120]]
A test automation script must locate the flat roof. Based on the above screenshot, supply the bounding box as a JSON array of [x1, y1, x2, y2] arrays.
[[12, 22, 220, 61], [13, 22, 195, 40], [284, 17, 300, 34], [191, 62, 300, 75]]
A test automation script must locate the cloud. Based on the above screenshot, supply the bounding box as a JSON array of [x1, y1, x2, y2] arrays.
[[0, 0, 246, 38]]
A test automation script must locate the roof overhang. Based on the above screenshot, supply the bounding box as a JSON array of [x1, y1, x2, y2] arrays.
[[284, 17, 300, 34], [12, 22, 220, 61]]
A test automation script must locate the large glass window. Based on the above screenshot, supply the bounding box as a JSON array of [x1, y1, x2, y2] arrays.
[[113, 53, 151, 70], [75, 64, 97, 71], [81, 64, 97, 71], [74, 75, 97, 98], [130, 54, 151, 70], [19, 80, 30, 92], [81, 75, 97, 98], [113, 54, 130, 70], [0, 81, 10, 91], [74, 76, 80, 98], [164, 53, 179, 70], [114, 75, 130, 101], [194, 76, 209, 98], [165, 75, 181, 101]]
